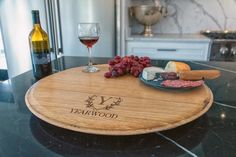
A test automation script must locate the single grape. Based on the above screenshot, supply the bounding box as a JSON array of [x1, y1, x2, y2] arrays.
[[134, 56, 139, 61], [104, 72, 112, 78], [133, 71, 140, 77], [114, 56, 121, 60], [108, 60, 115, 66]]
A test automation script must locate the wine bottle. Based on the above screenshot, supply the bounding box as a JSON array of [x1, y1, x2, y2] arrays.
[[29, 10, 52, 80]]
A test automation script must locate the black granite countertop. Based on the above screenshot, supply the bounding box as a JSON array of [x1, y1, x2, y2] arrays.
[[0, 56, 236, 157]]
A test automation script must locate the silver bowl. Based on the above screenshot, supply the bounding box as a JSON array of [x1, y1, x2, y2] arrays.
[[129, 5, 166, 36]]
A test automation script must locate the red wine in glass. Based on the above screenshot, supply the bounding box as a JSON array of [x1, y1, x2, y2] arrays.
[[78, 23, 100, 73], [79, 37, 99, 48]]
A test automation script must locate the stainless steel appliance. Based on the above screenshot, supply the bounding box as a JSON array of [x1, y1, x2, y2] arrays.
[[0, 0, 116, 78], [201, 30, 236, 61]]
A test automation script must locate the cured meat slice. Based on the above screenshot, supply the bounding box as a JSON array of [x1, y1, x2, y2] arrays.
[[161, 80, 204, 88]]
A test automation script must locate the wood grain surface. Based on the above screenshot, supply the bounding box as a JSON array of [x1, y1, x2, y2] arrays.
[[25, 64, 213, 135]]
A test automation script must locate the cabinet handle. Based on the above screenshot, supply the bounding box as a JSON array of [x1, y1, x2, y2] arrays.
[[157, 49, 177, 52]]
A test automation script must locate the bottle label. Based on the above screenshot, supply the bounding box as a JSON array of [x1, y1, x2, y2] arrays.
[[32, 53, 51, 65]]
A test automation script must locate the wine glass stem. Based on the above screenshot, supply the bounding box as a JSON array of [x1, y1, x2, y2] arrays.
[[88, 47, 93, 68]]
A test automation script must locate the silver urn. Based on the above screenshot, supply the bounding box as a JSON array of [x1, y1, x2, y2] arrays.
[[129, 4, 167, 37]]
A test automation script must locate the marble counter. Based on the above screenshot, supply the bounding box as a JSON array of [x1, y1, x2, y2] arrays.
[[0, 56, 235, 157], [126, 34, 211, 42]]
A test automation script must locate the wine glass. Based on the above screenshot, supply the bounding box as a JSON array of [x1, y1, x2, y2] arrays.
[[78, 23, 100, 73]]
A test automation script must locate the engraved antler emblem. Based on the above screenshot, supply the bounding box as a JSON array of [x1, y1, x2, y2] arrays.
[[85, 95, 122, 111]]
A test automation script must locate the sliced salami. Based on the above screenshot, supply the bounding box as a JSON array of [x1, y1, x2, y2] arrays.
[[161, 80, 204, 88]]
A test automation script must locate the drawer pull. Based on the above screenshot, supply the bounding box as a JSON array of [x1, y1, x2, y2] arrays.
[[157, 49, 177, 52]]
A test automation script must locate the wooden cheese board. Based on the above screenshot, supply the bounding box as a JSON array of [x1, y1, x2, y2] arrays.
[[25, 64, 213, 135]]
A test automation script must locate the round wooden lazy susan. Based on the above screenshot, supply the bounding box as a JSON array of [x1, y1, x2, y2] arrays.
[[25, 64, 213, 135]]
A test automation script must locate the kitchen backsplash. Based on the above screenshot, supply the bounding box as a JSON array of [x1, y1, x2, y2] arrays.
[[130, 0, 236, 34]]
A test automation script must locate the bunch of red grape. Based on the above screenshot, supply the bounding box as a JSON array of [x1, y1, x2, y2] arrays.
[[104, 55, 151, 78]]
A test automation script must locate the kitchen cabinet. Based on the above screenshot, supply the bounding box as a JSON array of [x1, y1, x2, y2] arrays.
[[126, 36, 211, 61]]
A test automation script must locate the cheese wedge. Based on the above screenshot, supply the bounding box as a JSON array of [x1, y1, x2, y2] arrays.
[[142, 67, 164, 81]]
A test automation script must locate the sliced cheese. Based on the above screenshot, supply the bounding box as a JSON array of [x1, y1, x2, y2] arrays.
[[142, 67, 164, 81]]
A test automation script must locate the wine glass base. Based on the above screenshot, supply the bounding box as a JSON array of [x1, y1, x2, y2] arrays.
[[82, 66, 100, 73]]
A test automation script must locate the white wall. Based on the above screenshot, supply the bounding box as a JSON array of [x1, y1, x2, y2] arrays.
[[0, 28, 4, 52]]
